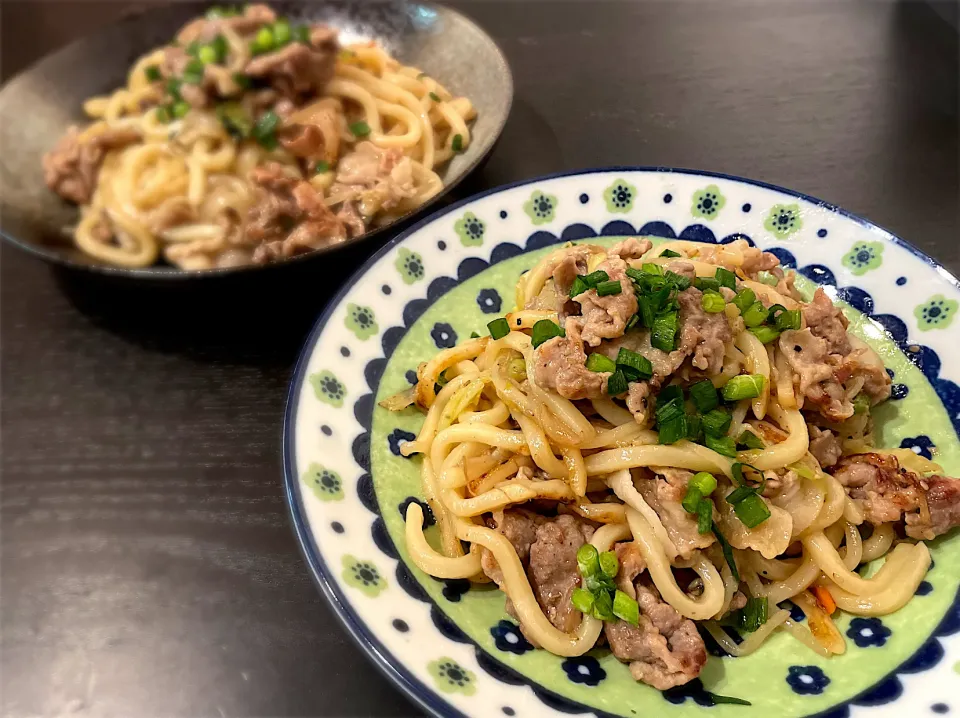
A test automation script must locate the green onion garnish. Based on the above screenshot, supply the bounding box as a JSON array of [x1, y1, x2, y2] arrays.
[[642, 263, 663, 276], [701, 290, 726, 314], [722, 374, 765, 401], [216, 101, 252, 138], [232, 72, 251, 89], [616, 348, 652, 380], [689, 472, 718, 496], [726, 485, 756, 504], [252, 110, 280, 149], [171, 100, 190, 118], [689, 380, 719, 413], [429, 91, 441, 102], [198, 44, 218, 64], [607, 369, 628, 396], [568, 276, 589, 298], [686, 413, 702, 441], [144, 64, 162, 82], [664, 270, 691, 291], [470, 331, 480, 339], [273, 19, 292, 46], [251, 26, 275, 55], [637, 295, 654, 329], [715, 267, 737, 290], [350, 121, 371, 137], [749, 326, 781, 344], [487, 317, 510, 340], [576, 543, 600, 577], [571, 587, 595, 614], [293, 24, 311, 44], [709, 694, 752, 707], [182, 58, 205, 84], [599, 550, 618, 578], [314, 160, 331, 174], [705, 433, 737, 458], [737, 596, 769, 633], [774, 308, 802, 331], [756, 270, 779, 287], [731, 288, 756, 314], [595, 280, 622, 297], [591, 589, 615, 621], [733, 492, 771, 528], [741, 301, 769, 327], [586, 353, 616, 373], [697, 497, 714, 534], [737, 430, 765, 450], [655, 396, 684, 425], [211, 34, 228, 62], [612, 590, 640, 625], [658, 414, 687, 445], [712, 521, 739, 581], [681, 486, 702, 514], [853, 393, 871, 414], [625, 314, 639, 332], [531, 319, 564, 348], [694, 276, 721, 293], [659, 248, 682, 258], [155, 105, 173, 124], [452, 133, 463, 152], [702, 408, 732, 437], [166, 77, 183, 100], [659, 384, 683, 406], [651, 311, 678, 352]]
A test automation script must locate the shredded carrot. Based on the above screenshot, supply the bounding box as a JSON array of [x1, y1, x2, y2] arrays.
[[813, 585, 837, 615]]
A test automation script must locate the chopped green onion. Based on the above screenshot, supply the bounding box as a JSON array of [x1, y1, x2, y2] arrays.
[[853, 393, 871, 414], [429, 91, 441, 102], [198, 44, 218, 64], [664, 270, 691, 291], [599, 550, 619, 578], [749, 326, 781, 344], [487, 317, 510, 340], [726, 485, 757, 504], [314, 160, 331, 174], [211, 34, 228, 62], [216, 101, 252, 138], [689, 472, 718, 496], [607, 370, 628, 396], [694, 276, 722, 293], [774, 308, 802, 331], [722, 374, 765, 401], [689, 380, 719, 413], [206, 5, 240, 19], [659, 384, 683, 406], [651, 311, 678, 352], [251, 26, 275, 54], [252, 110, 280, 149], [712, 522, 739, 581], [625, 267, 645, 284], [155, 105, 173, 124], [576, 543, 600, 577], [144, 64, 162, 82], [571, 587, 595, 614], [616, 348, 652, 380], [702, 408, 732, 437], [613, 590, 640, 625], [625, 314, 639, 332], [582, 270, 609, 287], [293, 24, 311, 44], [166, 77, 183, 100], [171, 100, 190, 118], [185, 40, 201, 57], [737, 596, 769, 633], [637, 295, 654, 329], [592, 589, 615, 621], [655, 396, 685, 424], [658, 414, 687, 445], [272, 19, 292, 46], [568, 275, 589, 298], [681, 486, 702, 514], [586, 353, 616, 373], [697, 497, 714, 534], [350, 121, 371, 137], [642, 263, 663, 276], [737, 430, 765, 450], [232, 72, 251, 89], [756, 270, 779, 287], [531, 319, 564, 348], [706, 433, 738, 458], [182, 58, 205, 84], [451, 134, 463, 152], [742, 301, 769, 327], [596, 280, 622, 297], [709, 694, 753, 707], [716, 267, 737, 290], [686, 413, 702, 441], [470, 331, 480, 339], [659, 248, 682, 258], [731, 288, 756, 314], [701, 290, 726, 313], [733, 492, 771, 528]]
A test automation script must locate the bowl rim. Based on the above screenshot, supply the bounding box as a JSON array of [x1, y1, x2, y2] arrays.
[[281, 165, 960, 718], [0, 0, 514, 280]]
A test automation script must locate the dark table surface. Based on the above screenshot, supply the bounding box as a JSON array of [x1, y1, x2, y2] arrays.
[[1, 1, 957, 716]]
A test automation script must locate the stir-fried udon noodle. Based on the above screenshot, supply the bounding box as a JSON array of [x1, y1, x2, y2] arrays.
[[384, 237, 960, 692], [42, 4, 476, 269]]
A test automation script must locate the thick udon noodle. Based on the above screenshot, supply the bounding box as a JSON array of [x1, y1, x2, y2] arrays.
[[397, 239, 932, 661], [71, 40, 473, 268]]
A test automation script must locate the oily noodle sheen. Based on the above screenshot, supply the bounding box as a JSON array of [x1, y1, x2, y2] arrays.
[[396, 240, 931, 659], [75, 42, 473, 268]]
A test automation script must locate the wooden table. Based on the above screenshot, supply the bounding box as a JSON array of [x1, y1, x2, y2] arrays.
[[2, 1, 957, 716]]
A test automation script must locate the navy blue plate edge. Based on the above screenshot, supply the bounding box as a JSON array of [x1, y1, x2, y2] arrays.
[[281, 167, 960, 718]]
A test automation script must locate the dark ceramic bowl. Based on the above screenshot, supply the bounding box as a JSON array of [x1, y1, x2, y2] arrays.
[[0, 1, 512, 279]]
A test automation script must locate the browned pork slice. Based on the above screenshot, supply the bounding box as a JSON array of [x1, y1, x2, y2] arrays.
[[328, 141, 416, 214], [830, 453, 960, 539], [635, 468, 715, 559], [42, 127, 141, 204], [779, 328, 852, 421], [625, 382, 652, 424], [245, 26, 339, 98], [804, 288, 851, 355], [614, 541, 646, 597], [665, 260, 697, 281], [809, 426, 843, 468], [479, 509, 545, 586], [689, 239, 778, 279], [176, 3, 277, 44], [572, 255, 638, 347], [533, 320, 608, 400], [604, 579, 707, 690], [610, 237, 652, 261], [676, 287, 731, 374], [247, 163, 348, 262], [549, 247, 592, 297]]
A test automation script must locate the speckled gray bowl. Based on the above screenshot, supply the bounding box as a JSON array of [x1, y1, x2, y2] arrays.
[[0, 1, 512, 278]]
